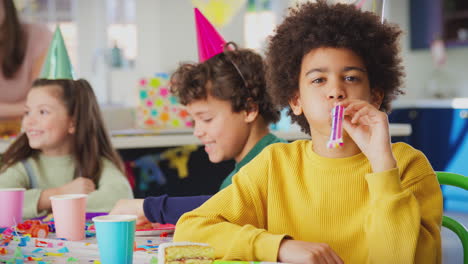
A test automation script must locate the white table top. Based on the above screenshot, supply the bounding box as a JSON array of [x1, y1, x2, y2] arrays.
[[0, 234, 170, 263], [393, 98, 468, 109], [0, 124, 411, 152]]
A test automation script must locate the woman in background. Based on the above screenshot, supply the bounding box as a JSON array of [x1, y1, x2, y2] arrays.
[[0, 0, 52, 135]]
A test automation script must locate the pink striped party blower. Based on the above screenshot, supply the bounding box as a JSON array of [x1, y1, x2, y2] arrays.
[[327, 105, 345, 149]]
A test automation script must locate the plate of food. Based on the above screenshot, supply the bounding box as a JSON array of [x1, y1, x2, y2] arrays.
[[135, 223, 175, 236]]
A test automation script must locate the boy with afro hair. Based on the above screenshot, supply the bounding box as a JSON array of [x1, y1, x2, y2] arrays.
[[174, 2, 442, 264]]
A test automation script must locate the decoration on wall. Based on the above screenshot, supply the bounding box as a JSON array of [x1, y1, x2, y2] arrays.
[[136, 73, 193, 130], [133, 155, 167, 191], [129, 145, 198, 192], [161, 145, 198, 179], [192, 0, 247, 28]]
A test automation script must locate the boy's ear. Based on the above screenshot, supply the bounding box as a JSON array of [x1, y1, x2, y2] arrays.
[[288, 92, 303, 116], [244, 99, 259, 123], [371, 88, 384, 109]]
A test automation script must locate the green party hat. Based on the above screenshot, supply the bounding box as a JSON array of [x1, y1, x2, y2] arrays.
[[40, 26, 75, 79]]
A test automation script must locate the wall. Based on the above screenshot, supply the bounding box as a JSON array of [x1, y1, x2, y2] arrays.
[[105, 0, 246, 106], [387, 0, 468, 99], [79, 0, 468, 106]]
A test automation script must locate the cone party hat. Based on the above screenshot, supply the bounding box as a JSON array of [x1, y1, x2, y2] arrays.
[[194, 8, 227, 62], [40, 26, 75, 80]]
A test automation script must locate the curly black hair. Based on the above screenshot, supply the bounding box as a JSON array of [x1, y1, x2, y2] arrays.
[[265, 0, 405, 135], [170, 42, 280, 124]]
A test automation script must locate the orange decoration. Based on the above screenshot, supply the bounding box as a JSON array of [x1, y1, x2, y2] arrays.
[[160, 112, 170, 122], [145, 119, 155, 126], [179, 110, 189, 119]]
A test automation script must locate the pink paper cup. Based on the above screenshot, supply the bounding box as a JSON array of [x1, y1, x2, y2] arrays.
[[50, 194, 87, 241], [0, 188, 25, 228]]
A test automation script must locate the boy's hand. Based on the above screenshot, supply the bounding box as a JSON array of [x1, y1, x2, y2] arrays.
[[278, 239, 344, 264], [59, 177, 96, 195], [340, 100, 396, 173], [109, 199, 150, 225]]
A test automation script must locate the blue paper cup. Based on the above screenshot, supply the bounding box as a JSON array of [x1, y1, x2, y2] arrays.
[[93, 215, 137, 264]]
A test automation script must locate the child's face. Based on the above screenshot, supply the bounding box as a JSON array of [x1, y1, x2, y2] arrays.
[[290, 47, 381, 137], [187, 95, 253, 163], [22, 86, 75, 156]]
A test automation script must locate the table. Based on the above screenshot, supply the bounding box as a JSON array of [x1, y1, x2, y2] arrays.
[[0, 124, 412, 152], [0, 233, 172, 263]]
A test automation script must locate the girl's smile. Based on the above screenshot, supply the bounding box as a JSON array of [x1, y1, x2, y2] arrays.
[[22, 86, 75, 156]]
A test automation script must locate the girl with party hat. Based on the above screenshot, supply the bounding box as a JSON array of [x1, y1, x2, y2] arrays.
[[0, 27, 133, 219]]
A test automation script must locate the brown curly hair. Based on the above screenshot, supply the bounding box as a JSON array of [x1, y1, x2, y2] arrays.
[[170, 42, 280, 124], [265, 0, 405, 135]]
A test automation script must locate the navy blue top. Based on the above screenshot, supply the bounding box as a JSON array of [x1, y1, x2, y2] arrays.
[[143, 133, 286, 224]]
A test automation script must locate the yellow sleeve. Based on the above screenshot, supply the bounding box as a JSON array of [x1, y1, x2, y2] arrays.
[[364, 151, 442, 264], [174, 151, 288, 261], [85, 159, 133, 212]]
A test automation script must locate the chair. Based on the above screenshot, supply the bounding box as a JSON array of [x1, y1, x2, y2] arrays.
[[436, 171, 468, 264]]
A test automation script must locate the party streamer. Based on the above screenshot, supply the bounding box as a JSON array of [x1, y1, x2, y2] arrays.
[[327, 105, 344, 149]]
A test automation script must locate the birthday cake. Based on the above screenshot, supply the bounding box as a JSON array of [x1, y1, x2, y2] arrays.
[[158, 242, 214, 264]]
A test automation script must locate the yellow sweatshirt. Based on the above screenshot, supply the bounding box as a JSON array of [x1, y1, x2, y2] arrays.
[[174, 141, 442, 264]]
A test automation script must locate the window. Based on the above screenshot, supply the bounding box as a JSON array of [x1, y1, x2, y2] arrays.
[[19, 0, 78, 70], [244, 0, 275, 53], [106, 0, 137, 69]]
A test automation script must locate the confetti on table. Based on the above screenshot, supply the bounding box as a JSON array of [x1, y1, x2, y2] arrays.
[[45, 252, 64, 256], [67, 256, 78, 262], [0, 247, 7, 254], [13, 247, 23, 258], [18, 237, 27, 247], [35, 239, 48, 247], [58, 246, 69, 253]]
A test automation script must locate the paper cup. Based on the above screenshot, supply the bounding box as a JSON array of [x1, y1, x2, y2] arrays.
[[50, 194, 87, 241], [0, 188, 25, 228], [93, 215, 137, 264]]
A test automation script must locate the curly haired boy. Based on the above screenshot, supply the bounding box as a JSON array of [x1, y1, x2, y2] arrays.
[[174, 2, 442, 263], [110, 44, 286, 225]]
